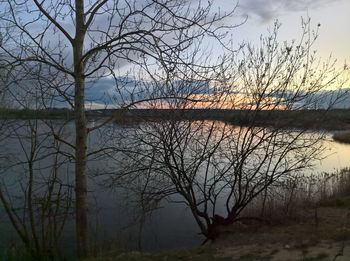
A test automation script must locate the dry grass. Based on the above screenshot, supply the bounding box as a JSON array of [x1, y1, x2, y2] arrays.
[[239, 168, 350, 223], [211, 168, 350, 260]]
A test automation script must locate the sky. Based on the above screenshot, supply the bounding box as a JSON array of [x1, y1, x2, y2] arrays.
[[112, 0, 350, 102], [79, 0, 350, 108], [106, 0, 350, 83], [226, 0, 350, 64], [1, 0, 349, 109]]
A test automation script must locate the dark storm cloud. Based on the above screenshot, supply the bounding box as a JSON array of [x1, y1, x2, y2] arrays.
[[83, 78, 214, 108], [84, 77, 141, 105], [239, 0, 345, 22]]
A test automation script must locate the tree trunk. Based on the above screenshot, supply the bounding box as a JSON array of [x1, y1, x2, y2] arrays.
[[74, 0, 88, 257]]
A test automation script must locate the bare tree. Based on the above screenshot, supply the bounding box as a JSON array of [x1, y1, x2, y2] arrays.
[[0, 119, 73, 259], [0, 0, 242, 256], [0, 35, 6, 108], [108, 19, 348, 243]]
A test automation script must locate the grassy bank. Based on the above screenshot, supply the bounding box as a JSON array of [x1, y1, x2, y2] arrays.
[[85, 247, 218, 261]]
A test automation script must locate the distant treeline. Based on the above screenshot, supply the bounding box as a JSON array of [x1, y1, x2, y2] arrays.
[[0, 108, 74, 119], [107, 109, 350, 131], [1, 108, 350, 131]]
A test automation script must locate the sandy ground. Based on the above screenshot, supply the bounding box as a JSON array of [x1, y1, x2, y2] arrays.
[[213, 207, 350, 260]]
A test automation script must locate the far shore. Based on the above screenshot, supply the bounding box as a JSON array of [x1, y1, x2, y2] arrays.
[[333, 130, 350, 144], [1, 108, 350, 135]]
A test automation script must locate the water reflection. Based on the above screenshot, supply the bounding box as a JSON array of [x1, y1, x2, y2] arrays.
[[315, 139, 350, 173], [0, 119, 349, 256]]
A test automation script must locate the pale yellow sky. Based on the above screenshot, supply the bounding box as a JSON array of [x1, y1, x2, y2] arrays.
[[215, 0, 350, 70]]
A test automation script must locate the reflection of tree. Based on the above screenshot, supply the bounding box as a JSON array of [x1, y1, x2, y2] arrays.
[[0, 120, 73, 258]]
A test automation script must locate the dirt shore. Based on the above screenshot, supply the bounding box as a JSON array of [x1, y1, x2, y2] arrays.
[[214, 206, 350, 260], [88, 202, 350, 261]]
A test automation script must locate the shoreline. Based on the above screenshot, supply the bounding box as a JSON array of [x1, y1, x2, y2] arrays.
[[1, 108, 350, 131], [86, 205, 350, 261], [1, 108, 350, 145]]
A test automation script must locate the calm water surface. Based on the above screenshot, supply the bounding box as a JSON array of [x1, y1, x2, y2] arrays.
[[0, 121, 349, 255]]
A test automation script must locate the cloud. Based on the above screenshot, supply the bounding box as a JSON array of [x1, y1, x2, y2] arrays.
[[238, 0, 345, 23], [83, 78, 214, 108]]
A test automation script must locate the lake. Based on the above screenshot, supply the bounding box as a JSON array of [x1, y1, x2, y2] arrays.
[[0, 119, 349, 257]]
